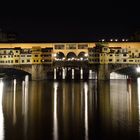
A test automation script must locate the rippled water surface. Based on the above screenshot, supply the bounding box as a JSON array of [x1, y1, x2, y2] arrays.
[[0, 78, 140, 140]]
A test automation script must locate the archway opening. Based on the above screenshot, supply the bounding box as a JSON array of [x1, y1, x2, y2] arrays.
[[56, 52, 65, 59], [66, 52, 77, 61], [110, 66, 140, 79], [55, 52, 65, 60], [78, 52, 88, 61], [0, 68, 31, 80]]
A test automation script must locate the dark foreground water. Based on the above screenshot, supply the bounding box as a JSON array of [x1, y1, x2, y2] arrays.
[[0, 78, 140, 140]]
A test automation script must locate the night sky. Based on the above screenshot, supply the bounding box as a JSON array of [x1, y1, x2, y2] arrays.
[[0, 1, 140, 42]]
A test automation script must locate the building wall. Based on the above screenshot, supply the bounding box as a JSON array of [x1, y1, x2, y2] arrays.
[[0, 42, 140, 65]]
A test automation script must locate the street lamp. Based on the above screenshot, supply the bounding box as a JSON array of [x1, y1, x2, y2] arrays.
[[136, 67, 140, 73], [53, 53, 57, 57], [84, 53, 88, 57]]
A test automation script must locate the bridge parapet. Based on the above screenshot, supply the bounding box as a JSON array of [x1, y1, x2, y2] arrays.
[[53, 61, 88, 68]]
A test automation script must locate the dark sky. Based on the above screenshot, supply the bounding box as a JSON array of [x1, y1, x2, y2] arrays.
[[0, 1, 140, 42]]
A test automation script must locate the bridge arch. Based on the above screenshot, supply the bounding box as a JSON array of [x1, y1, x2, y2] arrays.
[[108, 64, 140, 78], [66, 52, 77, 60], [0, 67, 31, 79], [56, 52, 65, 59], [78, 52, 86, 58]]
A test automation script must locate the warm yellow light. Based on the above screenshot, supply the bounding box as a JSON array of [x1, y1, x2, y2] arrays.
[[137, 67, 140, 73], [84, 53, 88, 57], [0, 80, 4, 140], [53, 54, 57, 57]]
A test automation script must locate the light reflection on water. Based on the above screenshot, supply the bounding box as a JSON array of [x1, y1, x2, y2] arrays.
[[0, 80, 4, 140], [13, 79, 16, 125], [23, 75, 29, 138], [1, 79, 140, 140], [137, 78, 140, 133], [84, 83, 88, 140], [53, 82, 58, 140]]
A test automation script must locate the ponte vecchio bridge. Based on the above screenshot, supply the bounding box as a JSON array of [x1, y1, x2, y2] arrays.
[[0, 42, 140, 80]]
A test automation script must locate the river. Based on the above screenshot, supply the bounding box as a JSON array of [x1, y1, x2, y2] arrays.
[[0, 78, 140, 140]]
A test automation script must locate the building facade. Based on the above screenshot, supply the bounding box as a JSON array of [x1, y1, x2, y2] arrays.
[[0, 42, 140, 65]]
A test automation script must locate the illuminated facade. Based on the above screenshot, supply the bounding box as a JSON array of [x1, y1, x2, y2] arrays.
[[89, 43, 140, 64], [0, 46, 53, 65], [0, 42, 140, 65]]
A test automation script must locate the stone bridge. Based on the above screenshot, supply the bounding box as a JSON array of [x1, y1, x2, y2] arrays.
[[0, 64, 53, 80], [97, 64, 139, 80], [0, 63, 139, 80]]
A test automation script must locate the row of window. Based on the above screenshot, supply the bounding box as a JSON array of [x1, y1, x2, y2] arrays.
[[89, 58, 140, 63], [0, 48, 52, 54], [89, 54, 100, 57], [89, 53, 128, 57], [0, 59, 52, 63], [128, 59, 140, 62], [0, 55, 20, 58], [0, 50, 19, 54], [33, 60, 51, 62], [34, 54, 52, 57], [54, 44, 88, 50], [21, 55, 32, 57], [0, 54, 52, 58], [0, 60, 19, 63], [89, 59, 99, 62]]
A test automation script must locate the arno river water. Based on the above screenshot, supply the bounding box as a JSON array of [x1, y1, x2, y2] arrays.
[[0, 76, 140, 140]]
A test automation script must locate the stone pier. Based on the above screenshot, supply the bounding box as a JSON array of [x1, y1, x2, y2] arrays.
[[97, 64, 110, 80]]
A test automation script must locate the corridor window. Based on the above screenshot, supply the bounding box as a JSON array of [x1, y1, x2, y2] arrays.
[[54, 45, 65, 49], [66, 44, 76, 49], [78, 44, 88, 49]]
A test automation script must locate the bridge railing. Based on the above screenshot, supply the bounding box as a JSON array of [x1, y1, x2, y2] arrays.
[[53, 60, 88, 67]]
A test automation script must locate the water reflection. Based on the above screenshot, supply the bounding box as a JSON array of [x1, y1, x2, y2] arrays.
[[22, 75, 29, 138], [137, 78, 140, 133], [53, 82, 58, 140], [109, 79, 139, 140], [13, 79, 16, 125], [1, 79, 140, 140], [95, 81, 111, 139], [110, 80, 132, 129], [0, 80, 4, 140], [84, 82, 88, 140]]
